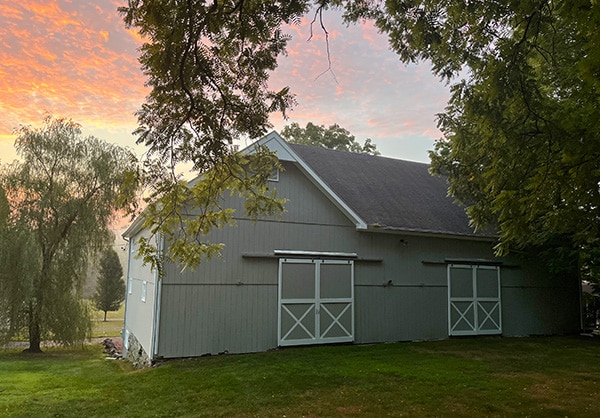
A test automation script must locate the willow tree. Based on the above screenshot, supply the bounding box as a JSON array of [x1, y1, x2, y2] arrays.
[[0, 116, 138, 352], [120, 0, 600, 270], [0, 186, 34, 345]]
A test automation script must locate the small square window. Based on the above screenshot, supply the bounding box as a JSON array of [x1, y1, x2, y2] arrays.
[[268, 168, 279, 182]]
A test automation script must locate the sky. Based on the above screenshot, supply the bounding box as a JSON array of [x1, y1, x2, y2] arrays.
[[0, 0, 450, 168]]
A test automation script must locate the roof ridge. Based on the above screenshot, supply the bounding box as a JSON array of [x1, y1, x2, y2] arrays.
[[286, 142, 431, 166]]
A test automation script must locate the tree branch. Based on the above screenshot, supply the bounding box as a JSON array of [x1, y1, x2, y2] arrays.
[[308, 5, 339, 84]]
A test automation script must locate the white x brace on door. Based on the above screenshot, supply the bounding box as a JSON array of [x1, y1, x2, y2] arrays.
[[448, 264, 502, 336], [278, 258, 354, 346]]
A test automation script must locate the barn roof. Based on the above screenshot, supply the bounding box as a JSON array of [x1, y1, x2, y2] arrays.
[[284, 141, 495, 239], [124, 131, 496, 240]]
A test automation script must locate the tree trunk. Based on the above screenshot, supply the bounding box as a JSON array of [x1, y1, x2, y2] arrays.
[[103, 310, 108, 322], [24, 301, 43, 353], [26, 255, 51, 354]]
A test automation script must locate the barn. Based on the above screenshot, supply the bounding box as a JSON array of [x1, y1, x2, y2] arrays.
[[122, 132, 581, 367]]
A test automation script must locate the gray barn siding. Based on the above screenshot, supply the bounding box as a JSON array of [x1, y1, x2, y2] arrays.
[[156, 217, 579, 357], [273, 161, 355, 227], [123, 230, 159, 359], [502, 285, 580, 336], [162, 221, 357, 285], [157, 161, 365, 357], [355, 235, 484, 343], [500, 256, 580, 336], [355, 285, 448, 343], [157, 284, 278, 357], [151, 159, 580, 358]]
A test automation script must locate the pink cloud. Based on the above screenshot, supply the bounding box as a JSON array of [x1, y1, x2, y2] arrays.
[[1, 3, 450, 164], [0, 0, 146, 139], [360, 19, 382, 47]]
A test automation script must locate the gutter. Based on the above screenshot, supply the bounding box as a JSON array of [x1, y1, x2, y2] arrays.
[[361, 224, 497, 242], [122, 214, 146, 239]]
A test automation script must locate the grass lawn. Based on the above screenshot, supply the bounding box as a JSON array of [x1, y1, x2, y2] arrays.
[[1, 336, 599, 417], [90, 304, 124, 339]]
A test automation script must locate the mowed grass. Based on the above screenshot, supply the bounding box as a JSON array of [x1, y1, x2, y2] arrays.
[[90, 304, 124, 338], [1, 336, 600, 417]]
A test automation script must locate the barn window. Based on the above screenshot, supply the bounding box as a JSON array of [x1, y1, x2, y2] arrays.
[[268, 168, 279, 182]]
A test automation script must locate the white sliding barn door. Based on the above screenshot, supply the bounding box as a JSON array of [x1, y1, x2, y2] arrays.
[[448, 264, 502, 336], [278, 259, 354, 346]]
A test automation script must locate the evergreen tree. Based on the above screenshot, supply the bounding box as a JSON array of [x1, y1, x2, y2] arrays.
[[94, 248, 125, 322]]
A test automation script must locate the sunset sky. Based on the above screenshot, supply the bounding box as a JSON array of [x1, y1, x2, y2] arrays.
[[0, 1, 450, 168]]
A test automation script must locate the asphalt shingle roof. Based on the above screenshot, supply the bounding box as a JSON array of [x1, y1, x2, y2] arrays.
[[289, 143, 494, 238]]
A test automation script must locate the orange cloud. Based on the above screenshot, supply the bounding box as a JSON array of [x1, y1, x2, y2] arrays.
[[1, 2, 449, 165], [124, 27, 147, 44], [0, 3, 24, 20], [0, 0, 147, 142]]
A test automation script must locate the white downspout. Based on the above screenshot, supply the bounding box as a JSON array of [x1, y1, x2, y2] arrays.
[[150, 234, 164, 359], [121, 237, 132, 358]]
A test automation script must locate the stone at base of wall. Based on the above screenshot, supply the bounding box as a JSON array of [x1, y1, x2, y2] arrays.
[[125, 332, 152, 368]]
